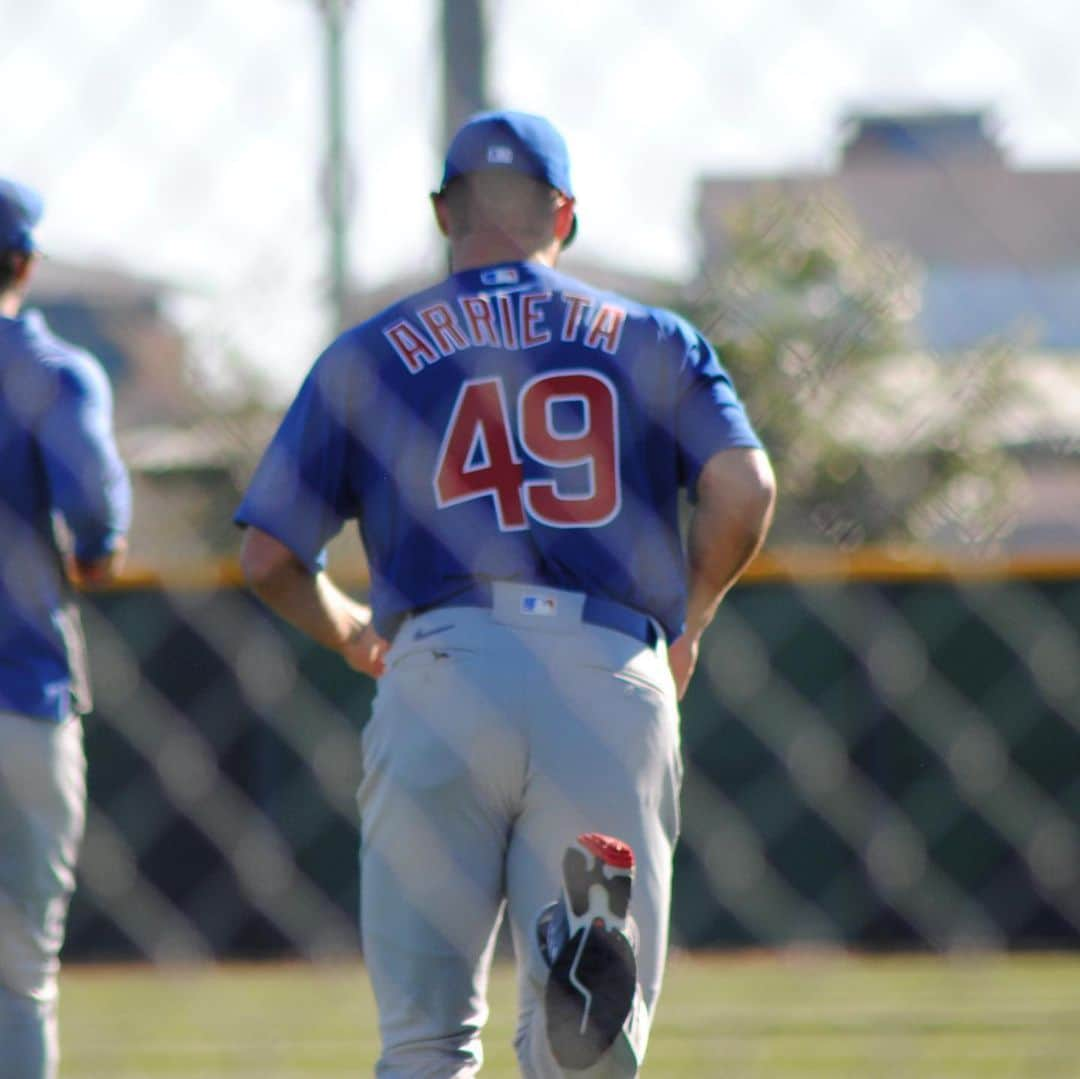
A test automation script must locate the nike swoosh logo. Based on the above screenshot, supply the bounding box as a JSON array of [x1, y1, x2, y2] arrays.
[[413, 623, 454, 641]]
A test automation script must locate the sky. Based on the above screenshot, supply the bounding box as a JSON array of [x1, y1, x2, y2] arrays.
[[5, 0, 1080, 400]]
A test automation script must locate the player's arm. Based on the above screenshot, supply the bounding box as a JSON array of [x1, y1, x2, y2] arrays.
[[668, 447, 775, 699], [239, 527, 388, 678], [37, 355, 131, 586], [236, 342, 387, 676]]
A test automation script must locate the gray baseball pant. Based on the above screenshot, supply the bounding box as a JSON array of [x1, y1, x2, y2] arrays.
[[0, 712, 85, 1079], [358, 582, 682, 1077]]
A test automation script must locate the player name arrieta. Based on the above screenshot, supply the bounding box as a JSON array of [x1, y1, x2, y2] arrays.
[[383, 288, 627, 374]]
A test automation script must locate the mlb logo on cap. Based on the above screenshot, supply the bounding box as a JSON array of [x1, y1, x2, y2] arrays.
[[487, 146, 515, 165], [522, 594, 557, 616]]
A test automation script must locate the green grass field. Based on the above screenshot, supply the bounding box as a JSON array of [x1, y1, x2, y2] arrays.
[[60, 952, 1080, 1077]]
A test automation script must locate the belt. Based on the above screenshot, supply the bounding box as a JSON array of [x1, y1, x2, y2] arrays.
[[419, 582, 661, 649]]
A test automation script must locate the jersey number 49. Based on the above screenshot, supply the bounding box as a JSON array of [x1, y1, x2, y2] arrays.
[[434, 371, 621, 530]]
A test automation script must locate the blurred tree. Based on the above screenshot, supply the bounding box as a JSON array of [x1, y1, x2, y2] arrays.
[[681, 192, 1027, 549]]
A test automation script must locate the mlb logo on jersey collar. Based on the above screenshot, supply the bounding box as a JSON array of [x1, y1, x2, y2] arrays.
[[522, 594, 558, 616], [480, 266, 519, 286]]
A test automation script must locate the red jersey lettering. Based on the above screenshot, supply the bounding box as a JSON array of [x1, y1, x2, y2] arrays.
[[561, 293, 590, 342], [434, 378, 527, 530], [384, 319, 440, 374], [419, 302, 469, 356], [520, 291, 553, 349], [459, 295, 500, 347], [520, 371, 621, 527], [496, 292, 519, 349], [584, 304, 626, 355]]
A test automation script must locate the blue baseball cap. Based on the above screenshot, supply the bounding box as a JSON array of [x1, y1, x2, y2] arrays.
[[438, 110, 577, 244], [0, 178, 44, 253]]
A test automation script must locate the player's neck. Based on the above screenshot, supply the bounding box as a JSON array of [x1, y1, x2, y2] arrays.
[[0, 292, 23, 318], [449, 235, 561, 273]]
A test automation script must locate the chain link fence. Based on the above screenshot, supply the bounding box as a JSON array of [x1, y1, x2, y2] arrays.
[[3, 0, 1079, 997], [62, 565, 1080, 966]]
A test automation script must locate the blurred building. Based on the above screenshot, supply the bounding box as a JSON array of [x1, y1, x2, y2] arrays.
[[697, 109, 1080, 552], [698, 109, 1080, 352], [31, 258, 200, 428]]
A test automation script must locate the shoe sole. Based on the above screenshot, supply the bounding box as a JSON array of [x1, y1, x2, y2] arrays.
[[545, 833, 636, 1071]]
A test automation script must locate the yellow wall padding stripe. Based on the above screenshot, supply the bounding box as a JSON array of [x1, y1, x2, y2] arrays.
[[99, 548, 1080, 593]]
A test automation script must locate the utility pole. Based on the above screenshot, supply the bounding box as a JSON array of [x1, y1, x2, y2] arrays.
[[317, 0, 353, 334], [441, 0, 490, 152]]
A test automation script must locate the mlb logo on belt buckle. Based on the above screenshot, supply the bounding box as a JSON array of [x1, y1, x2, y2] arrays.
[[522, 594, 557, 616]]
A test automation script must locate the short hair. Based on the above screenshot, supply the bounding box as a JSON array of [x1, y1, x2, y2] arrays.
[[0, 249, 28, 293], [439, 171, 562, 245]]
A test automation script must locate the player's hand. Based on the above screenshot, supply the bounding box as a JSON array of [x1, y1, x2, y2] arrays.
[[667, 631, 699, 700], [342, 621, 390, 679], [67, 540, 127, 589]]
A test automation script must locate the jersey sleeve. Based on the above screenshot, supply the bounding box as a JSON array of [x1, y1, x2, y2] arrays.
[[673, 324, 762, 498], [37, 352, 131, 561], [234, 341, 363, 573]]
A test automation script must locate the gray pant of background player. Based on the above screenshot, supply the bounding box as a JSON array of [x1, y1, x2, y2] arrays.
[[0, 713, 86, 1079], [359, 583, 682, 1077]]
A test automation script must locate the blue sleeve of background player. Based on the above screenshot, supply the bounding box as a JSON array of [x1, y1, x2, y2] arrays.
[[234, 341, 362, 573], [37, 352, 131, 561], [673, 324, 762, 499]]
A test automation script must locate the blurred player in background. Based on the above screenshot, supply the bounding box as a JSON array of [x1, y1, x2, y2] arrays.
[[238, 111, 774, 1076], [0, 179, 131, 1079]]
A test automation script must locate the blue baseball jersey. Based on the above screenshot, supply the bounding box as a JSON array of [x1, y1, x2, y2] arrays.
[[0, 310, 131, 721], [236, 262, 761, 641]]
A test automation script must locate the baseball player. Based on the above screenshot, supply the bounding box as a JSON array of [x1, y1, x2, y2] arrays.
[[238, 110, 774, 1076], [0, 179, 131, 1079]]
